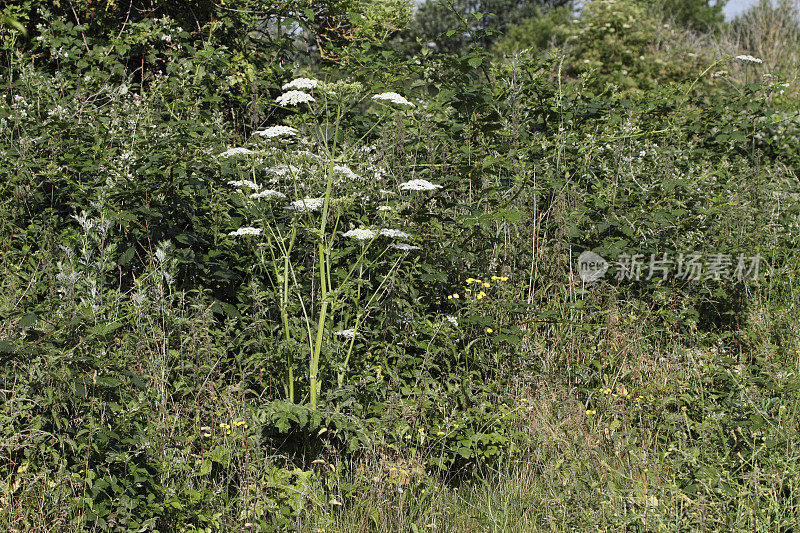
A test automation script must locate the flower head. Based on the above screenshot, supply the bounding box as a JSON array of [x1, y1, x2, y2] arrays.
[[269, 164, 300, 177], [276, 90, 315, 106], [334, 328, 357, 339], [446, 315, 459, 327], [380, 229, 413, 239], [254, 126, 298, 138], [391, 242, 421, 251], [228, 179, 260, 190], [282, 78, 319, 91], [219, 147, 254, 158], [286, 197, 324, 212], [333, 165, 360, 181], [399, 179, 442, 192], [372, 92, 415, 108], [228, 227, 262, 236], [735, 54, 763, 64], [342, 228, 376, 241], [250, 189, 287, 200]]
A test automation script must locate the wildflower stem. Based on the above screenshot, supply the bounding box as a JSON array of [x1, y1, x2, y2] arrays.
[[309, 102, 342, 409]]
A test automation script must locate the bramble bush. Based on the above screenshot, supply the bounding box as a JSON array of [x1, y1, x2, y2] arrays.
[[2, 0, 800, 529]]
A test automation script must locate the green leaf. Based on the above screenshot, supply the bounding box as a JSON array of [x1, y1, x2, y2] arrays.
[[118, 246, 135, 265], [19, 313, 37, 329]]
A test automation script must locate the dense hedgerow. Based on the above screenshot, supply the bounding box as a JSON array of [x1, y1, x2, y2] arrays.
[[2, 0, 800, 530]]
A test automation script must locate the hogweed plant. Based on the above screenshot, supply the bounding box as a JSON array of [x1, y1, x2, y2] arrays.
[[223, 78, 435, 409]]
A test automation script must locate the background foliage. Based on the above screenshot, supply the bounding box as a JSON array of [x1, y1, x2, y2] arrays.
[[2, 0, 800, 530]]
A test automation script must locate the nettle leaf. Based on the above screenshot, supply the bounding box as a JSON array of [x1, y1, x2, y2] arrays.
[[19, 312, 37, 329]]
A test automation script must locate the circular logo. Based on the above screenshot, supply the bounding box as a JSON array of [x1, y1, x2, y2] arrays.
[[578, 251, 608, 283]]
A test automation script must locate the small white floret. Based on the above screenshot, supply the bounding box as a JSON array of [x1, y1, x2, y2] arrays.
[[380, 229, 413, 239], [228, 227, 262, 236], [343, 228, 376, 240], [333, 165, 360, 181], [276, 90, 315, 106], [286, 197, 324, 212], [391, 243, 421, 251], [398, 179, 442, 191], [250, 189, 287, 200], [254, 126, 298, 138], [282, 78, 319, 91], [735, 54, 762, 64], [334, 328, 357, 339], [219, 147, 254, 158], [372, 92, 415, 107], [228, 180, 261, 190]]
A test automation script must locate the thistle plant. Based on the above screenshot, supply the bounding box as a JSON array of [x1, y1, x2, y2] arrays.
[[223, 78, 436, 408]]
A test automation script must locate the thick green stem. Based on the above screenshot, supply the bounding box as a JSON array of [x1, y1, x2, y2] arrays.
[[310, 147, 337, 408]]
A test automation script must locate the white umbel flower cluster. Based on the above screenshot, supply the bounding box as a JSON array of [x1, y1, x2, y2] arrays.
[[372, 92, 415, 107], [282, 78, 319, 90], [229, 227, 262, 236], [342, 228, 376, 240], [276, 90, 315, 106], [399, 179, 442, 191], [250, 189, 287, 200], [735, 54, 763, 64], [445, 315, 459, 327], [333, 165, 360, 181], [228, 180, 260, 190], [254, 126, 298, 138], [269, 164, 300, 177], [287, 197, 324, 212], [391, 243, 421, 251], [334, 328, 357, 339], [219, 147, 254, 158], [380, 229, 413, 239]]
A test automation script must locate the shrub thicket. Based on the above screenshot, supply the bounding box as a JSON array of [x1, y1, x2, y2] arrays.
[[2, 0, 800, 530]]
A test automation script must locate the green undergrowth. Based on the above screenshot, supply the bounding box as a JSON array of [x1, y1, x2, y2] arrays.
[[2, 0, 800, 530]]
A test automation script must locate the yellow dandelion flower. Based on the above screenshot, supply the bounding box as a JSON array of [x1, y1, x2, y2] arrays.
[[486, 327, 493, 333], [447, 295, 452, 300], [483, 282, 490, 288], [452, 293, 459, 299]]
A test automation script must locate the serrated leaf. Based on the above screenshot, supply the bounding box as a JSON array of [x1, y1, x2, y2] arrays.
[[19, 313, 37, 329], [118, 246, 135, 265]]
